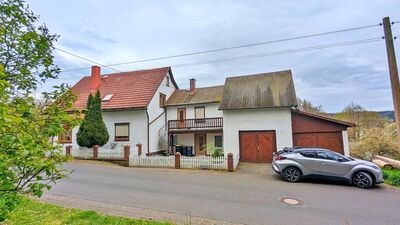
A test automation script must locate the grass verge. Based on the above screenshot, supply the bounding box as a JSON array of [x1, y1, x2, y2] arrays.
[[3, 198, 173, 225], [383, 168, 400, 187]]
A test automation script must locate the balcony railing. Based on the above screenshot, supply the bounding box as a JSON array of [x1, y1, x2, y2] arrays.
[[168, 117, 223, 131]]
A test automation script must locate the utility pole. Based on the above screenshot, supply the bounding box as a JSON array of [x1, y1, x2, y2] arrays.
[[383, 17, 400, 147]]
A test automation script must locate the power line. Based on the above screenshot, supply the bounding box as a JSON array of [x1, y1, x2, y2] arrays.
[[59, 23, 381, 73], [128, 37, 383, 70], [54, 47, 121, 72]]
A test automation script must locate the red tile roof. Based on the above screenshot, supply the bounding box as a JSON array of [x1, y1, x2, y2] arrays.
[[70, 67, 172, 110]]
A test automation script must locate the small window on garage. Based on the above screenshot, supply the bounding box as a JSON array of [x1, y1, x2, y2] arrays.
[[214, 135, 222, 148], [115, 123, 129, 141]]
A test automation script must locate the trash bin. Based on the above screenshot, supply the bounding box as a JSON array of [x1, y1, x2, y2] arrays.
[[182, 146, 187, 156], [186, 146, 193, 156], [175, 145, 182, 154]]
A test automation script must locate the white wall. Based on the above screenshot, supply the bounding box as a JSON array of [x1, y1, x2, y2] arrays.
[[63, 110, 148, 155], [166, 103, 222, 121], [342, 131, 350, 156], [175, 133, 194, 147], [147, 73, 177, 152], [223, 107, 293, 158]]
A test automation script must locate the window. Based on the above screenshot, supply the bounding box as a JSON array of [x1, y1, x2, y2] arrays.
[[102, 94, 114, 102], [214, 135, 222, 148], [195, 107, 205, 119], [159, 93, 166, 108], [59, 126, 72, 143], [166, 76, 170, 87], [299, 151, 317, 158], [115, 123, 129, 141], [172, 134, 178, 145], [316, 151, 340, 161]]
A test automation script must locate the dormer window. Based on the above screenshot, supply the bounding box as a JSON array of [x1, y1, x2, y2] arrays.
[[102, 94, 114, 102]]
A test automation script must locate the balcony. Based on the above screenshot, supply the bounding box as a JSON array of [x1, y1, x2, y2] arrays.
[[168, 117, 223, 132]]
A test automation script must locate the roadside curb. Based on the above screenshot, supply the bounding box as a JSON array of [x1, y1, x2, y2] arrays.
[[383, 183, 400, 191], [39, 193, 243, 225]]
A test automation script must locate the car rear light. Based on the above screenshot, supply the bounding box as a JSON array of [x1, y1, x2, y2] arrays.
[[274, 155, 287, 160]]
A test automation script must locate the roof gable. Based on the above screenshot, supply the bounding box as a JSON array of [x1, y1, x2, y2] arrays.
[[71, 67, 173, 110], [219, 70, 297, 110]]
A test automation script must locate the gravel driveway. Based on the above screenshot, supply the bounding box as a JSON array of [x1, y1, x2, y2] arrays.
[[46, 160, 400, 225]]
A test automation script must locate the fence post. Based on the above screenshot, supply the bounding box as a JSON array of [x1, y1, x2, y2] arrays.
[[175, 152, 181, 169], [66, 145, 71, 156], [124, 145, 130, 161], [93, 145, 98, 159], [136, 143, 142, 156], [227, 153, 234, 172]]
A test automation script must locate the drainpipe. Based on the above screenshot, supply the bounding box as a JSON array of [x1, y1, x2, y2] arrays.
[[146, 109, 150, 155]]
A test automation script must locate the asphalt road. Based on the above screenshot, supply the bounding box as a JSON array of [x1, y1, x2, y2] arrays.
[[48, 161, 400, 225]]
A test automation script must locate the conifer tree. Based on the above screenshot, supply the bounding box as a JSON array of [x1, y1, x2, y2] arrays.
[[77, 90, 109, 147]]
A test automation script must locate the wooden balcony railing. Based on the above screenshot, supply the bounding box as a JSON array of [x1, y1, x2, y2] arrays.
[[168, 117, 223, 130]]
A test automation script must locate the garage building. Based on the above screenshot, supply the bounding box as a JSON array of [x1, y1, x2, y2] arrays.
[[219, 70, 354, 163]]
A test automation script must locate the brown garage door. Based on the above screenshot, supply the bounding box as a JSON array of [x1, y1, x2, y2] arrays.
[[293, 132, 344, 154], [239, 131, 276, 162]]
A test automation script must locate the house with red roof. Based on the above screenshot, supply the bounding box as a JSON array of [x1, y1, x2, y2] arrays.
[[60, 66, 178, 156], [60, 66, 354, 164]]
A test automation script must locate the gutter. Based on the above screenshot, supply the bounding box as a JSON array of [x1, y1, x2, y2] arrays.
[[146, 109, 150, 155]]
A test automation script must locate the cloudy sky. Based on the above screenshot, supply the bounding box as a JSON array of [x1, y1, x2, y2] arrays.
[[28, 0, 400, 112]]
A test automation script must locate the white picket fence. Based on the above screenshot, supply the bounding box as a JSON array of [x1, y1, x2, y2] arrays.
[[181, 155, 227, 169], [98, 148, 125, 160], [68, 146, 125, 160], [76, 147, 93, 159], [130, 155, 230, 170], [130, 155, 175, 168]]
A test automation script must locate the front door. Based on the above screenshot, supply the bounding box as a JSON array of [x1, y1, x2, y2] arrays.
[[177, 108, 186, 128], [195, 133, 207, 156]]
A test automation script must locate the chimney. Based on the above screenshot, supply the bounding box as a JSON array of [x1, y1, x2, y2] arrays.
[[189, 78, 196, 95], [91, 66, 101, 90]]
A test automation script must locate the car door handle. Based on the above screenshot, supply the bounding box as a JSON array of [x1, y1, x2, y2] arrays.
[[321, 162, 325, 165]]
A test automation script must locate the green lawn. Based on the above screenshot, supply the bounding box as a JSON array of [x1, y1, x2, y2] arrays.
[[383, 168, 400, 187], [4, 198, 173, 225]]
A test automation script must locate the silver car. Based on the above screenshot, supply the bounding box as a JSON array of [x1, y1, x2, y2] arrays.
[[272, 147, 384, 189]]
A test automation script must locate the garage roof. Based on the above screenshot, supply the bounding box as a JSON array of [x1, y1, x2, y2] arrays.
[[292, 110, 356, 127], [164, 85, 224, 106], [219, 70, 297, 110]]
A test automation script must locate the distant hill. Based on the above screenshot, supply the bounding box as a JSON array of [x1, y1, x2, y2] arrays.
[[377, 111, 395, 121], [328, 111, 395, 121]]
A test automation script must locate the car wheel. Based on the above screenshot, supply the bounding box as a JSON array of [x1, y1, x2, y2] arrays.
[[352, 172, 373, 189], [282, 167, 302, 182]]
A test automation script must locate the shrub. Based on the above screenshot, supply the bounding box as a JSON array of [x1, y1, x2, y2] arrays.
[[383, 169, 400, 187], [350, 122, 400, 160], [76, 90, 109, 147]]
